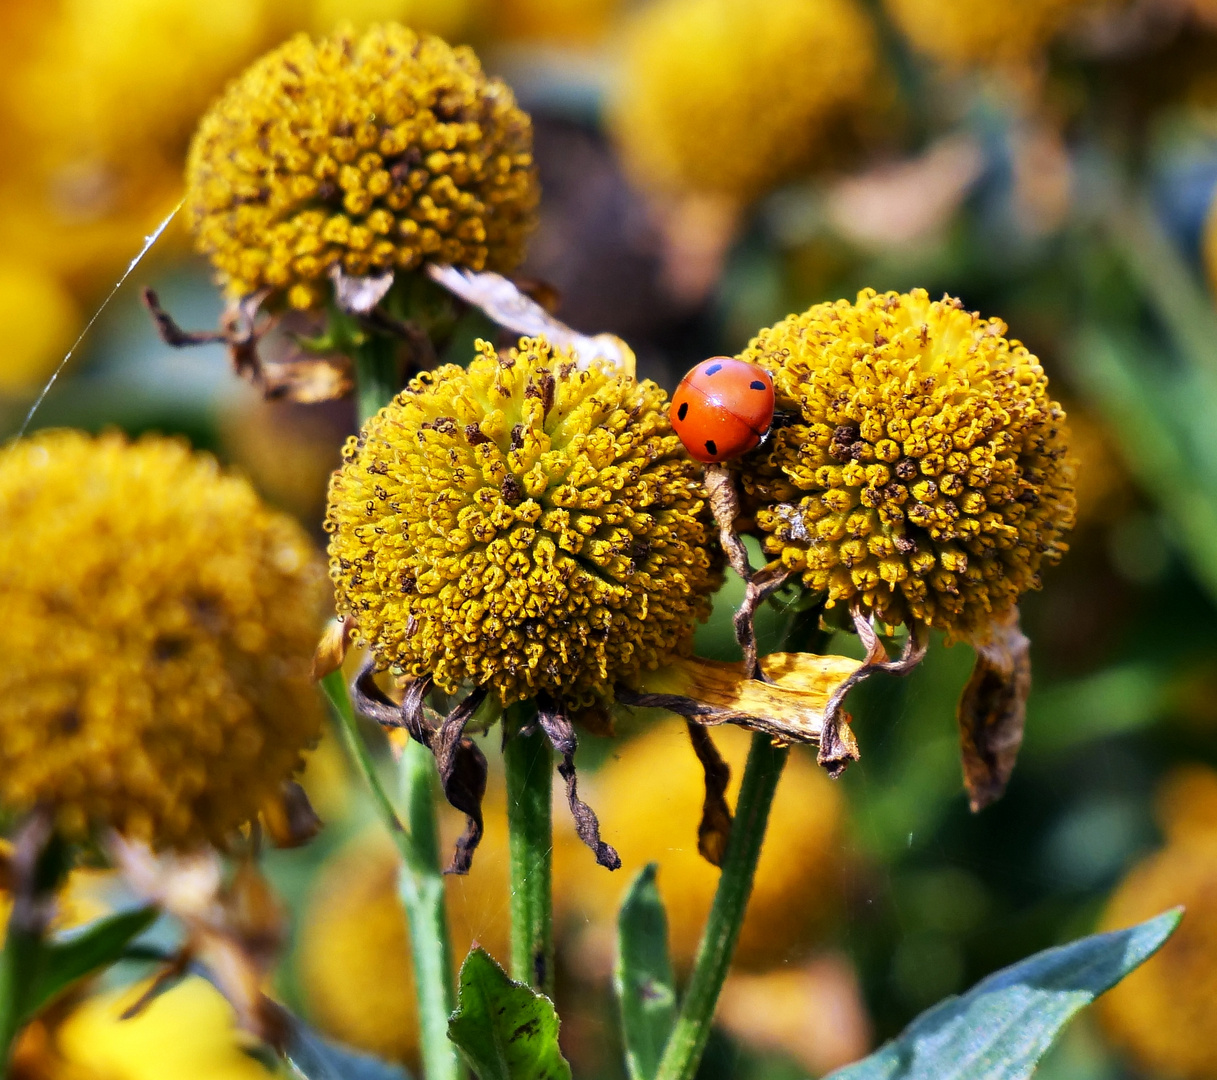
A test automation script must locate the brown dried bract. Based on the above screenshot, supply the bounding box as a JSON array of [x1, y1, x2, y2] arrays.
[[686, 722, 733, 867], [957, 607, 1031, 812], [142, 288, 352, 403], [110, 838, 286, 1045], [426, 263, 636, 374]]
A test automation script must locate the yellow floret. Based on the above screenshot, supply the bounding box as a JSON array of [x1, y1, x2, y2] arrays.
[[186, 23, 539, 308], [326, 336, 720, 707], [737, 289, 1075, 642], [610, 0, 879, 204], [0, 430, 326, 848]]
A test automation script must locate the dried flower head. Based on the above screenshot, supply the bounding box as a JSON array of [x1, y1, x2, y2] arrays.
[[610, 0, 879, 204], [0, 430, 326, 848], [737, 289, 1075, 642], [185, 23, 539, 310], [325, 335, 719, 707], [884, 0, 1099, 67]]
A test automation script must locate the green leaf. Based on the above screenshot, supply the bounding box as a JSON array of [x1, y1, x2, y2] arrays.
[[614, 864, 677, 1080], [284, 1011, 413, 1080], [826, 908, 1181, 1080], [27, 906, 158, 1019], [447, 947, 572, 1080]]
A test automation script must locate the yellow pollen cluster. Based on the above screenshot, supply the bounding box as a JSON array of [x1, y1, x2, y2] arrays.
[[737, 289, 1075, 642], [884, 0, 1101, 67], [185, 23, 539, 310], [0, 430, 327, 848], [610, 0, 878, 204], [325, 336, 719, 707]]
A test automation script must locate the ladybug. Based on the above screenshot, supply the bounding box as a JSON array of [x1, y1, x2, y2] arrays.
[[669, 357, 775, 464]]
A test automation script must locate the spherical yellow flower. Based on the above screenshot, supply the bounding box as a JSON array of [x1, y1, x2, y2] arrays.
[[14, 0, 270, 166], [298, 809, 511, 1063], [1097, 835, 1217, 1079], [186, 23, 539, 311], [737, 289, 1075, 641], [884, 0, 1100, 67], [556, 724, 844, 971], [325, 336, 719, 707], [610, 0, 879, 204], [0, 430, 326, 848]]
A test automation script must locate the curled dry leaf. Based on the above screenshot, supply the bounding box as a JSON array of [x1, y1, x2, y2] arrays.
[[957, 607, 1032, 812], [426, 263, 636, 375], [621, 651, 863, 748], [109, 837, 286, 1044]]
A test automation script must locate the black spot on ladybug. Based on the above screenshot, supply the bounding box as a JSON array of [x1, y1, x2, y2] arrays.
[[750, 380, 766, 391], [705, 363, 723, 375], [704, 439, 718, 456], [677, 401, 689, 421]]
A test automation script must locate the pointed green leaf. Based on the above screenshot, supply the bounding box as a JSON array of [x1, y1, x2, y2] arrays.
[[827, 908, 1181, 1080], [447, 947, 571, 1080], [615, 864, 677, 1080], [28, 906, 158, 1019]]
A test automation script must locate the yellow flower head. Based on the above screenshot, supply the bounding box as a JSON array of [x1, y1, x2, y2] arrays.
[[556, 724, 844, 970], [610, 0, 879, 204], [1097, 835, 1217, 1079], [0, 430, 326, 848], [884, 0, 1100, 67], [737, 289, 1075, 641], [325, 336, 719, 707], [185, 23, 539, 310]]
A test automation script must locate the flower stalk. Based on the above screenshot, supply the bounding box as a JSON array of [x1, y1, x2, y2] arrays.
[[325, 330, 462, 1080], [503, 702, 556, 995], [654, 732, 788, 1080]]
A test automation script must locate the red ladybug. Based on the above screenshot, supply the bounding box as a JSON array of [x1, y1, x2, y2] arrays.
[[669, 357, 775, 464]]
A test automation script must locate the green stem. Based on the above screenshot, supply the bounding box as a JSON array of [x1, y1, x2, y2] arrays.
[[354, 333, 399, 424], [324, 328, 461, 1080], [320, 671, 407, 840], [503, 704, 554, 995], [398, 737, 460, 1080], [653, 732, 789, 1080]]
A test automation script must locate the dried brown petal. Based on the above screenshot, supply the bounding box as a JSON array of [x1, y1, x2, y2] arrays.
[[426, 263, 636, 374], [536, 699, 620, 870], [957, 607, 1031, 812], [686, 722, 732, 867], [623, 651, 863, 746]]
